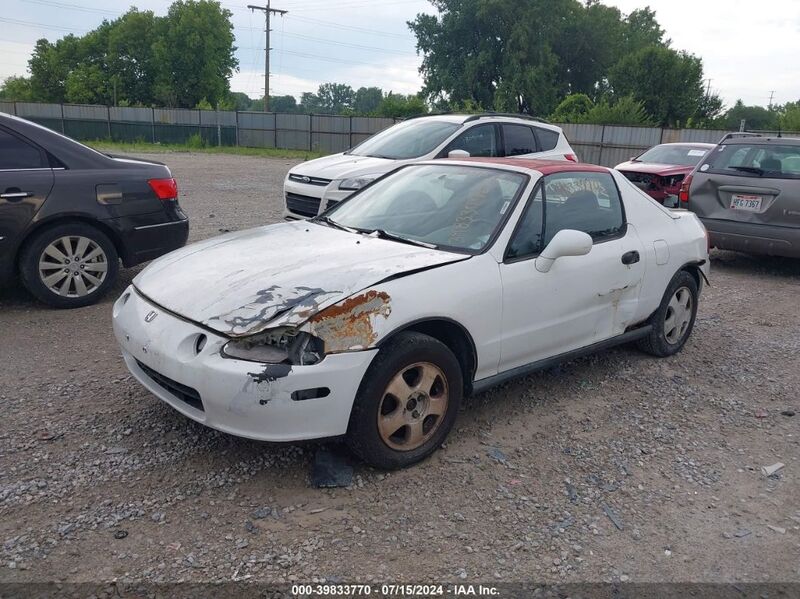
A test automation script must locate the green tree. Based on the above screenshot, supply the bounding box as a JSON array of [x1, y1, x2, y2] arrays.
[[608, 46, 705, 126], [270, 95, 299, 112], [28, 36, 81, 102], [780, 101, 800, 132], [622, 6, 668, 53], [314, 83, 355, 114], [410, 0, 575, 115], [720, 100, 779, 131], [375, 93, 428, 118], [227, 91, 253, 111], [152, 0, 238, 107], [0, 76, 34, 101], [299, 92, 321, 113], [353, 87, 383, 114], [582, 95, 653, 125], [106, 10, 159, 105], [550, 93, 594, 123]]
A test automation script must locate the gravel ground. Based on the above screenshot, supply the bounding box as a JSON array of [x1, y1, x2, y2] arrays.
[[1, 152, 799, 585]]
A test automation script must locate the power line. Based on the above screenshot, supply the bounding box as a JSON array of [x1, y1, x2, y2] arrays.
[[286, 14, 411, 38], [247, 2, 288, 112], [0, 16, 88, 33], [279, 31, 415, 55], [20, 0, 119, 16]]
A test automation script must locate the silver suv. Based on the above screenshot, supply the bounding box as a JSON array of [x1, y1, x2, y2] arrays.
[[283, 113, 578, 219], [682, 133, 800, 258]]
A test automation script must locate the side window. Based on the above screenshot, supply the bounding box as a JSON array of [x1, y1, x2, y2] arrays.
[[502, 125, 536, 156], [543, 172, 624, 245], [506, 185, 544, 260], [445, 124, 498, 157], [534, 127, 559, 151], [0, 129, 45, 169]]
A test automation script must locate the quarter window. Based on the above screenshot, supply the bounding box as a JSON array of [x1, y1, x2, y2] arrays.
[[502, 125, 537, 156], [543, 172, 624, 245], [445, 124, 498, 157], [535, 127, 559, 151], [0, 129, 45, 169]]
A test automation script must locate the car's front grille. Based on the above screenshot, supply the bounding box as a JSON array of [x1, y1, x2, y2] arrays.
[[324, 199, 340, 211], [286, 192, 322, 217], [136, 359, 204, 412], [288, 173, 331, 186]]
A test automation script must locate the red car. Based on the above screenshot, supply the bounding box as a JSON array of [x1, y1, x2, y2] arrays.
[[615, 142, 714, 206]]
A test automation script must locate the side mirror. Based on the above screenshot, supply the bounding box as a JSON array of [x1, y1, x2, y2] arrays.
[[448, 149, 470, 158], [535, 229, 593, 273]]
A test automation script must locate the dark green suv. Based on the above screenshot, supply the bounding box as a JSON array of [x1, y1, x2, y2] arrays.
[[681, 133, 800, 258]]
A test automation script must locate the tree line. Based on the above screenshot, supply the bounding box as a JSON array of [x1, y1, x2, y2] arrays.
[[1, 0, 798, 129]]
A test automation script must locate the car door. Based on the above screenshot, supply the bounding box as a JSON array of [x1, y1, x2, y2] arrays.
[[0, 127, 54, 257], [498, 171, 645, 371]]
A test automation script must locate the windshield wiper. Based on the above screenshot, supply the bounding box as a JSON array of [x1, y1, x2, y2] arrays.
[[364, 228, 438, 249], [312, 215, 359, 234], [729, 165, 764, 176]]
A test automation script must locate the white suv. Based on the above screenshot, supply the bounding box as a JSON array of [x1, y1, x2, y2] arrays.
[[283, 113, 578, 219]]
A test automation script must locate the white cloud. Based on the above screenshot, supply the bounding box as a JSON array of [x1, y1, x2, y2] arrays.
[[606, 0, 800, 107], [0, 40, 34, 80]]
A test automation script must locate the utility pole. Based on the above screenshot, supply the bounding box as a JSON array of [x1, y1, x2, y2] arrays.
[[248, 1, 287, 113], [768, 90, 775, 108], [704, 78, 712, 98]]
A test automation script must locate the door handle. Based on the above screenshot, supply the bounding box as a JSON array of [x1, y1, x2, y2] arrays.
[[621, 250, 640, 265], [1, 188, 32, 201]]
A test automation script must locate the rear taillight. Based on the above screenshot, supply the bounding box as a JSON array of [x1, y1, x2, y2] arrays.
[[678, 174, 692, 203], [564, 153, 578, 162], [148, 178, 178, 201]]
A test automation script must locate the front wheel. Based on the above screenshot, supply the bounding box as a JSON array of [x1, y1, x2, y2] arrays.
[[346, 331, 463, 469], [637, 270, 699, 357]]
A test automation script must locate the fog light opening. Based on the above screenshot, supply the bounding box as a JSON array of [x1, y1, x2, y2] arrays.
[[291, 387, 331, 401]]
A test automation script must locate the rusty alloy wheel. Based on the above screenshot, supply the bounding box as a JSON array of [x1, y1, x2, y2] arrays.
[[377, 361, 449, 451]]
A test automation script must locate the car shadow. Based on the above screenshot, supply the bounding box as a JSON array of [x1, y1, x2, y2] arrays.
[[0, 265, 142, 310], [710, 249, 800, 279]]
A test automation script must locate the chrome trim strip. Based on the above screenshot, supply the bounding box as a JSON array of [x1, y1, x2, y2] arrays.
[[133, 220, 186, 231], [0, 168, 64, 172]]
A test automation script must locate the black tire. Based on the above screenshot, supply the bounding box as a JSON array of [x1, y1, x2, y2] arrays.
[[19, 222, 119, 309], [637, 270, 699, 357], [346, 331, 463, 470]]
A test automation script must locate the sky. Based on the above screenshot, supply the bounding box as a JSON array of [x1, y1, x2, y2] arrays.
[[1, 0, 799, 109]]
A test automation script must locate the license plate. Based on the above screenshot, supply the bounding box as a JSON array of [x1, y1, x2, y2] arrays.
[[730, 194, 762, 211]]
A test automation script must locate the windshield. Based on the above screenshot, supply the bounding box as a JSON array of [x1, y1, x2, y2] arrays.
[[348, 120, 460, 160], [699, 143, 800, 179], [322, 164, 528, 253], [636, 144, 710, 166]]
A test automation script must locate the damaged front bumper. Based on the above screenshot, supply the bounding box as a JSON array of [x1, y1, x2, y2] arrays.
[[112, 286, 377, 441]]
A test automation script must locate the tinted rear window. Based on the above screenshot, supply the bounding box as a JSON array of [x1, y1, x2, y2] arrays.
[[700, 143, 800, 179], [535, 127, 559, 151]]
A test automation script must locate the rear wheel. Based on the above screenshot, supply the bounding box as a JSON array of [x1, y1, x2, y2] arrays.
[[637, 270, 698, 357], [346, 332, 462, 469], [19, 222, 119, 308]]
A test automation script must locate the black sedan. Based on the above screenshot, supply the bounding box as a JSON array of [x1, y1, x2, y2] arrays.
[[0, 113, 188, 308]]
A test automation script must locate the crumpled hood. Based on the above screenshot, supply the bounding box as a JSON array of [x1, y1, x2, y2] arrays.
[[290, 152, 399, 180], [615, 161, 692, 177], [134, 220, 467, 337]]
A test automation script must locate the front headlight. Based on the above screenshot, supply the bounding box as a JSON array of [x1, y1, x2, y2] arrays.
[[338, 174, 380, 191], [222, 327, 324, 365]]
